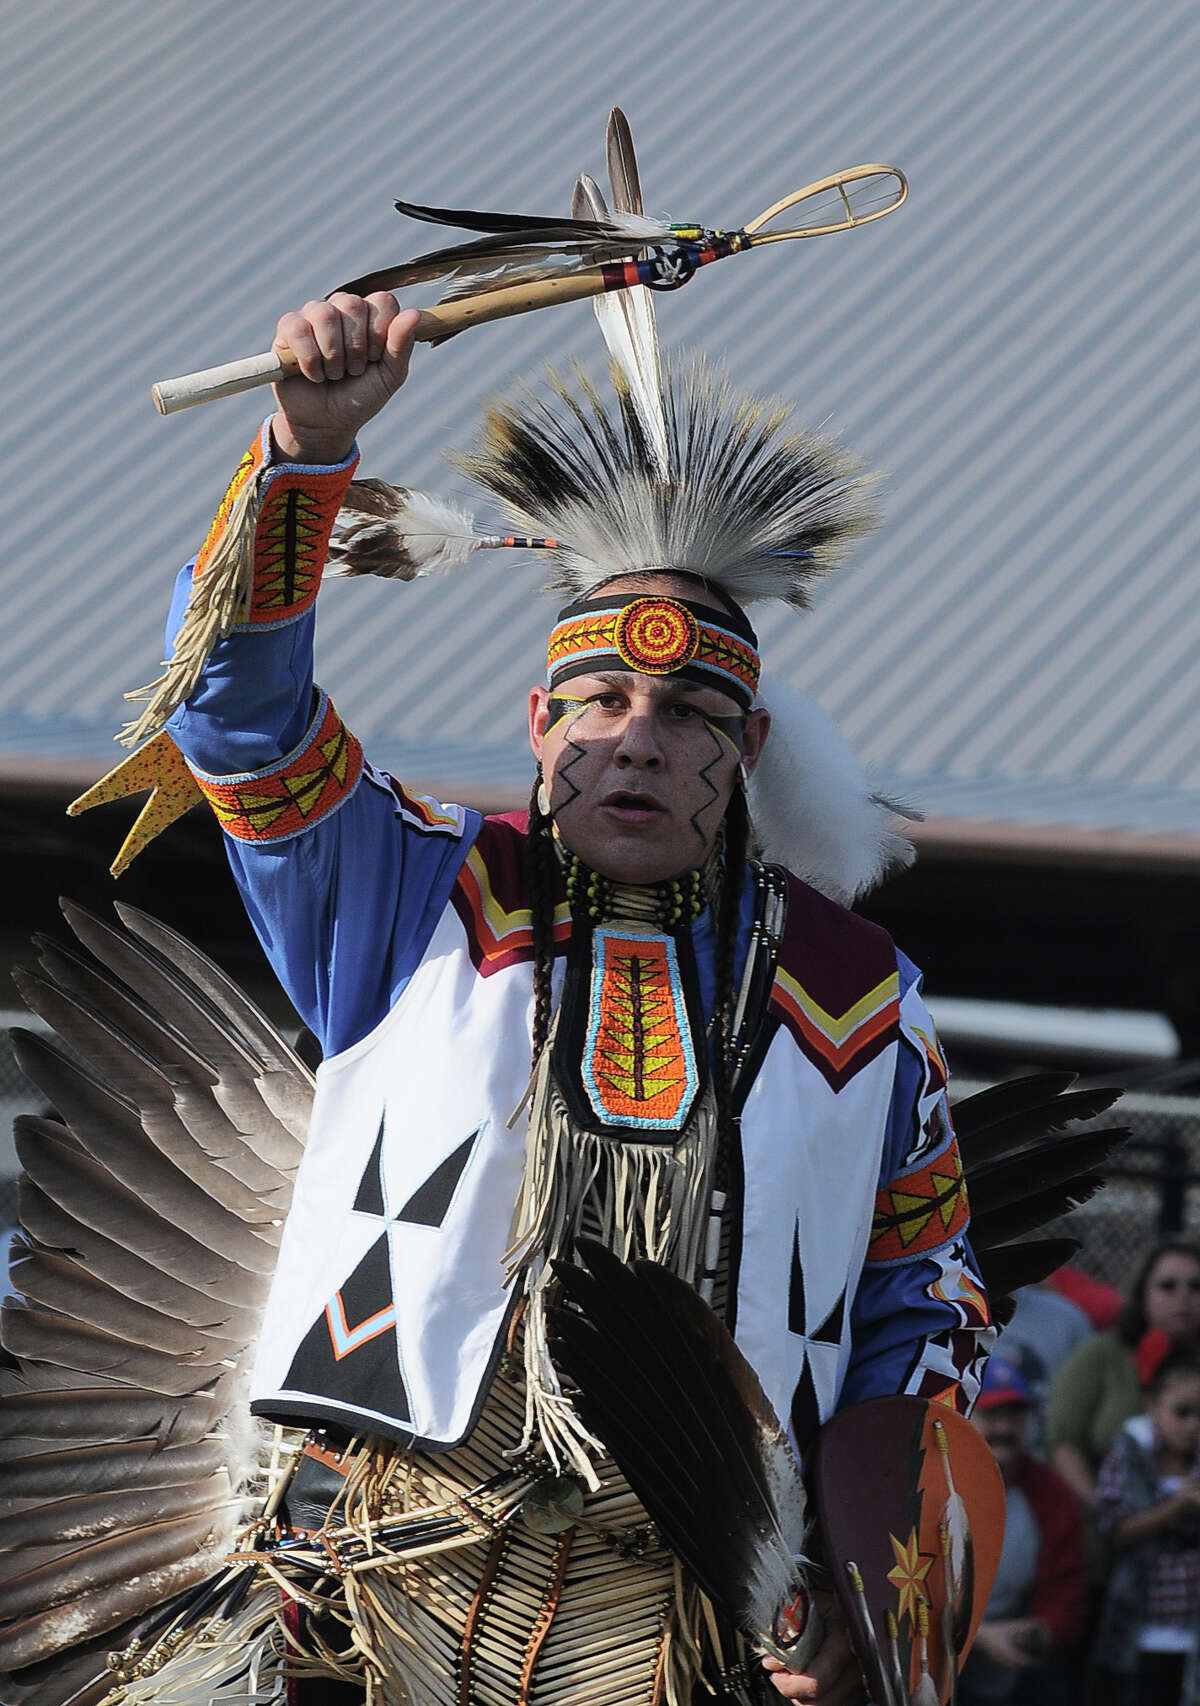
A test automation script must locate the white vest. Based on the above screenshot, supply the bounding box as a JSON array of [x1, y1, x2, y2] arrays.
[[252, 824, 928, 1451]]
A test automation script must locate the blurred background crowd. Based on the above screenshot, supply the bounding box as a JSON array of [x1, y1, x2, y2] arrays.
[[962, 1243, 1200, 1706]]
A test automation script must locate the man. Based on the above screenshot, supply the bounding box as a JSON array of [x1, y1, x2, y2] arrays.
[[961, 1355, 1086, 1706], [111, 290, 992, 1705]]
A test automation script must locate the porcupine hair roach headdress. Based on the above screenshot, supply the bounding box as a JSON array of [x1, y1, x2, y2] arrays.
[[451, 355, 877, 607]]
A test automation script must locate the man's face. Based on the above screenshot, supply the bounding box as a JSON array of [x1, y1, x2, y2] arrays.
[[528, 581, 769, 885], [973, 1404, 1029, 1480]]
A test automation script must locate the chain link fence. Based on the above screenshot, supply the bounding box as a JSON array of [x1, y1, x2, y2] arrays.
[[1039, 1089, 1200, 1287]]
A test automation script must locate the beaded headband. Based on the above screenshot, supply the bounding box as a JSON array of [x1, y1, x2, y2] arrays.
[[546, 593, 761, 710]]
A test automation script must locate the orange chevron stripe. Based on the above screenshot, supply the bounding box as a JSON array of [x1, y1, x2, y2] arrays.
[[455, 843, 569, 973], [771, 970, 900, 1071]]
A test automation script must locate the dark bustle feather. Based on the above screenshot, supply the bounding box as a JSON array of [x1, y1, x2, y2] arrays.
[[548, 1241, 811, 1647], [952, 1073, 1128, 1311]]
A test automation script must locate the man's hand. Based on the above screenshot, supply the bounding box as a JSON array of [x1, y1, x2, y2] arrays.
[[972, 1617, 1046, 1670], [270, 293, 421, 465], [762, 1591, 866, 1704]]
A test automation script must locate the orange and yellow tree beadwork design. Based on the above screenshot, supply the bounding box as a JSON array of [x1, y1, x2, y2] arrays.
[[582, 928, 699, 1131], [240, 467, 353, 626]]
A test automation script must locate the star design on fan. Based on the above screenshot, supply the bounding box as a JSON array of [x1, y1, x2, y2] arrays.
[[886, 1527, 934, 1628]]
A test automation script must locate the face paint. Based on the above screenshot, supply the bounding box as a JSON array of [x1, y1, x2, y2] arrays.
[[545, 695, 587, 733], [701, 711, 747, 752]]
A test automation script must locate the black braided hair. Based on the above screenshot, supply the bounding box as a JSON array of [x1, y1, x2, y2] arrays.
[[526, 769, 558, 1062], [711, 781, 750, 1192]]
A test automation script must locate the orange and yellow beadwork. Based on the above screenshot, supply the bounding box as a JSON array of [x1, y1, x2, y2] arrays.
[[582, 927, 698, 1131], [191, 693, 363, 843], [867, 1138, 970, 1264], [546, 596, 760, 705]]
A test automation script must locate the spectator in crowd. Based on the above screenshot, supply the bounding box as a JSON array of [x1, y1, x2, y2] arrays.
[[1048, 1262, 1122, 1333], [1045, 1241, 1200, 1510], [1091, 1352, 1200, 1706], [1001, 1281, 1092, 1455], [960, 1353, 1087, 1706]]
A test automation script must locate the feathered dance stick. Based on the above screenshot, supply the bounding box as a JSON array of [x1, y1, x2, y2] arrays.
[[150, 135, 906, 413]]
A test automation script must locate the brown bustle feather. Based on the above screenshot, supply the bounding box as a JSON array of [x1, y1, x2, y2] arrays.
[[0, 900, 313, 1692]]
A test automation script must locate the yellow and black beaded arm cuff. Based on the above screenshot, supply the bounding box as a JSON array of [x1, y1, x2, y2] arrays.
[[121, 422, 358, 748], [188, 689, 364, 844]]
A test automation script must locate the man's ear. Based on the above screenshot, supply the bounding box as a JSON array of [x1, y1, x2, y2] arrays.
[[529, 685, 550, 761], [740, 706, 771, 776]]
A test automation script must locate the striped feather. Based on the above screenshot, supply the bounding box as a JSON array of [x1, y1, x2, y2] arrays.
[[0, 902, 313, 1689]]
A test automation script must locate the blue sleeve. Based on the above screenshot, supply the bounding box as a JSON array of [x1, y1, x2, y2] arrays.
[[165, 568, 481, 1060], [839, 950, 994, 1414]]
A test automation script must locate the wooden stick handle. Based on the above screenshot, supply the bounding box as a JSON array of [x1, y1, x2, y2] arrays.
[[150, 267, 617, 415], [151, 348, 301, 414]]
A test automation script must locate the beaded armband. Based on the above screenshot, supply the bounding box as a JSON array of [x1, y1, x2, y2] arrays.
[[121, 423, 359, 751], [189, 690, 363, 844], [198, 419, 360, 630], [866, 1137, 970, 1264]]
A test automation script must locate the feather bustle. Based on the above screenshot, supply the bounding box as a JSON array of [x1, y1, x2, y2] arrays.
[[14, 1128, 268, 1304], [548, 1242, 815, 1660], [14, 1176, 264, 1331], [2, 902, 311, 1693]]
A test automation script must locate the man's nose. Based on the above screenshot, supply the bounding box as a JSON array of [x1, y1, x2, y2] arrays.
[[613, 709, 664, 767]]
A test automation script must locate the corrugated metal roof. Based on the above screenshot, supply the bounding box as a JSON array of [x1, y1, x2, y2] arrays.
[[2, 0, 1198, 833]]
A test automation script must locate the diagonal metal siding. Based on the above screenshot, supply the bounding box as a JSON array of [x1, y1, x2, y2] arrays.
[[1, 0, 1198, 831]]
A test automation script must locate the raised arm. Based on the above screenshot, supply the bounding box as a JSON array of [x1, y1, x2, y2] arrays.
[[165, 298, 480, 1056]]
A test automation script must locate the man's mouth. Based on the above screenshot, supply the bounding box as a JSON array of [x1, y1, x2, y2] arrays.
[[599, 790, 666, 822]]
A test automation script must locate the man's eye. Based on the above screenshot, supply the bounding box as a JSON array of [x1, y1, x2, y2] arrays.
[[590, 693, 624, 711], [665, 701, 699, 719]]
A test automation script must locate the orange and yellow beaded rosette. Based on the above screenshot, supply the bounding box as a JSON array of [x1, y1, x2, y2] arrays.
[[546, 593, 761, 709]]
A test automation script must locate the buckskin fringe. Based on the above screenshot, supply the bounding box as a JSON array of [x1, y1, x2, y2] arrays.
[[505, 1038, 716, 1488], [120, 470, 260, 748]]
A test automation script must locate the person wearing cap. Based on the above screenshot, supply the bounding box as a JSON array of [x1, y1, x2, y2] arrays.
[[961, 1354, 1087, 1706], [128, 293, 994, 1706]]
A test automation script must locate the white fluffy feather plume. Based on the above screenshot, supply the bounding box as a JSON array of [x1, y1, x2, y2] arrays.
[[329, 482, 487, 579], [748, 672, 915, 904]]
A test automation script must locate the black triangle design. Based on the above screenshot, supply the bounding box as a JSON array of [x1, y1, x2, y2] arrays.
[[811, 1287, 846, 1347], [395, 1129, 480, 1228], [789, 1356, 822, 1456], [787, 1219, 806, 1336], [283, 1233, 411, 1422], [352, 1114, 387, 1216]]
